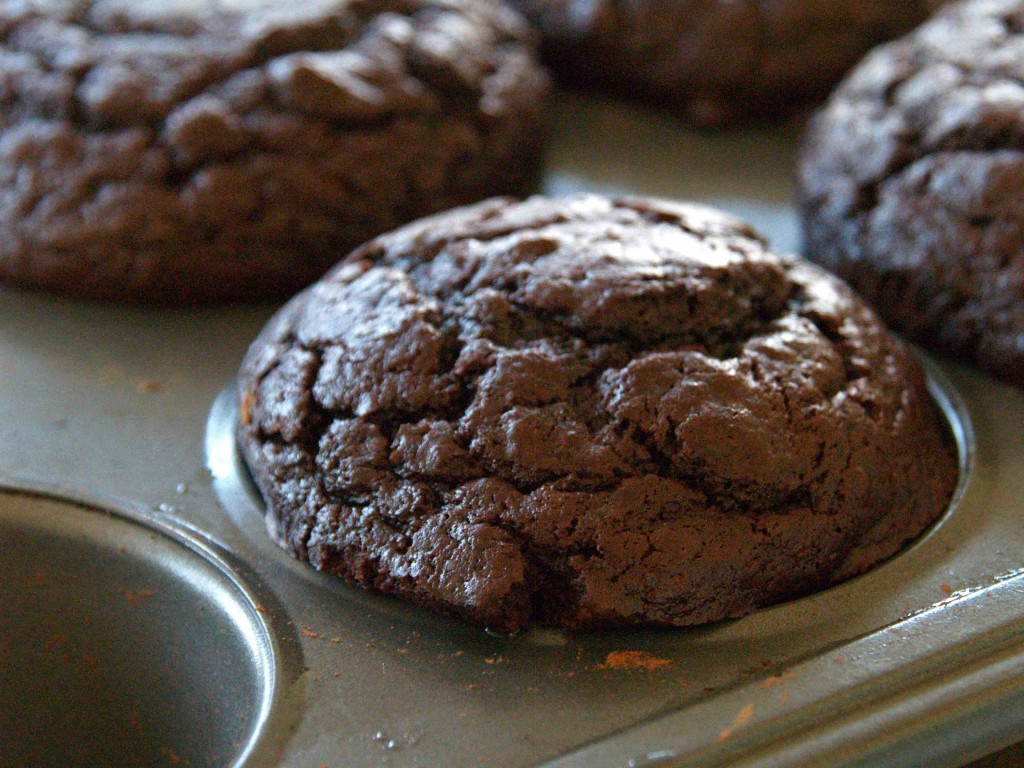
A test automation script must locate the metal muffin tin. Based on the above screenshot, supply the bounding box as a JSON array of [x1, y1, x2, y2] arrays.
[[1, 90, 1022, 768]]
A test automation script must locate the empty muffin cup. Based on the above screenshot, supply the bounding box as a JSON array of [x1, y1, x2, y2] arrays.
[[0, 490, 278, 768]]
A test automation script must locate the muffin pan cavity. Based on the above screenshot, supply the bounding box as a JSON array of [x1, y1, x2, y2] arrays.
[[0, 490, 278, 768]]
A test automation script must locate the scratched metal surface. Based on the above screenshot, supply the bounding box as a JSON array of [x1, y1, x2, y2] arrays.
[[1, 89, 1022, 768]]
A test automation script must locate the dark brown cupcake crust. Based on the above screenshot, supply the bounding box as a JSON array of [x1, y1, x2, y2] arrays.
[[237, 194, 956, 631], [799, 0, 1024, 385], [0, 0, 549, 304], [507, 0, 940, 127]]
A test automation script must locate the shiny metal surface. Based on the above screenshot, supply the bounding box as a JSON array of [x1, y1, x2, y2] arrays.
[[0, 89, 1021, 767], [0, 491, 282, 768]]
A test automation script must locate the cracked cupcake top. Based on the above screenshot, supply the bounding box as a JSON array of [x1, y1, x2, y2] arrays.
[[799, 0, 1024, 385], [0, 0, 548, 303], [237, 194, 956, 631]]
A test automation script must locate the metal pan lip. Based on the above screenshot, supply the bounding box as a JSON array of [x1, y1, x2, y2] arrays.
[[543, 570, 1024, 768], [0, 478, 287, 768], [207, 345, 974, 629], [918, 349, 975, 522]]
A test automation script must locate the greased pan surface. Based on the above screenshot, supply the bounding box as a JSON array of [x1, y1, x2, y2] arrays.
[[0, 91, 1021, 768]]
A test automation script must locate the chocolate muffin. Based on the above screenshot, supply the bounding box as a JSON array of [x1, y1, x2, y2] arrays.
[[799, 0, 1024, 386], [506, 0, 941, 127], [236, 194, 957, 631], [0, 0, 549, 304]]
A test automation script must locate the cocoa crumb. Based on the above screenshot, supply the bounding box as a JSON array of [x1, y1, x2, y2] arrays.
[[119, 587, 156, 604], [135, 377, 163, 394], [240, 390, 256, 427], [597, 650, 672, 671], [718, 702, 755, 741], [940, 583, 953, 594], [301, 626, 321, 639], [759, 670, 796, 689]]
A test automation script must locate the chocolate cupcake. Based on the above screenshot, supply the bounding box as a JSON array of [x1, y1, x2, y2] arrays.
[[799, 0, 1024, 385], [237, 194, 957, 631], [0, 0, 549, 304], [507, 0, 940, 127]]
